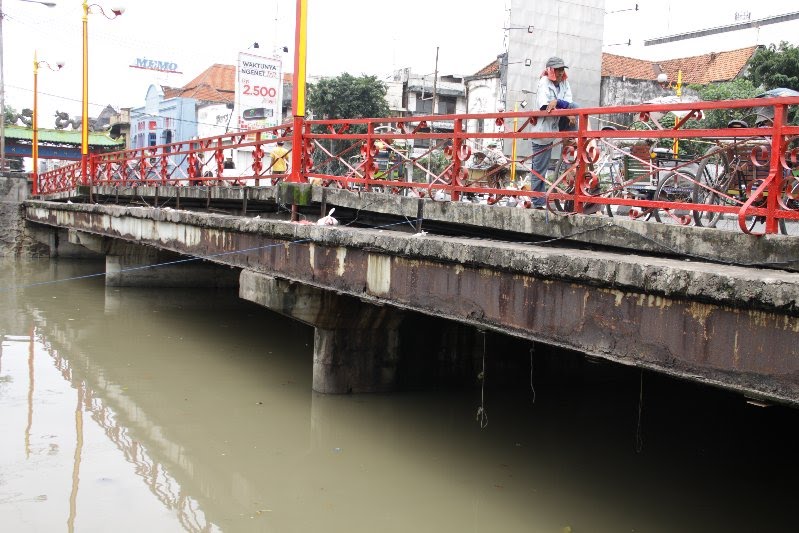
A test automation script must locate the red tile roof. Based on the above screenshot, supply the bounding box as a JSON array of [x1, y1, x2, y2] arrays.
[[602, 46, 759, 84], [164, 64, 236, 103], [473, 58, 500, 77]]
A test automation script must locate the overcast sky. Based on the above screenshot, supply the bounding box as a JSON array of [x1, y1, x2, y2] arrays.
[[2, 0, 797, 126]]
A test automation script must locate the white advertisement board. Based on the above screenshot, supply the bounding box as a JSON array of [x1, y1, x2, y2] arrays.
[[235, 52, 283, 139]]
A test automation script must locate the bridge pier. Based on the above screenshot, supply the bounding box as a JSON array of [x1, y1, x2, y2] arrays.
[[68, 231, 238, 287], [240, 269, 404, 394], [1, 174, 55, 257]]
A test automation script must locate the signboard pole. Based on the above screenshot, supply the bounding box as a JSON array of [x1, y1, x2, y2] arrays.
[[289, 0, 307, 186]]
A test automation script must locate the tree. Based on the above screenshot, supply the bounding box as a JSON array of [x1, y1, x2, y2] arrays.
[[695, 78, 760, 129], [745, 42, 799, 91], [2, 104, 18, 125], [306, 73, 389, 120], [306, 74, 390, 175]]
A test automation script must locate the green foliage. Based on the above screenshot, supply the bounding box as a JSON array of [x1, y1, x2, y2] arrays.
[[745, 42, 799, 91], [412, 150, 449, 182], [646, 112, 706, 157], [306, 74, 390, 175], [697, 79, 760, 129], [306, 73, 390, 120], [2, 104, 18, 125]]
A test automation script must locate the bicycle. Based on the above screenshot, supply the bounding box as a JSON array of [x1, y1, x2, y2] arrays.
[[551, 130, 693, 222], [692, 122, 790, 233]]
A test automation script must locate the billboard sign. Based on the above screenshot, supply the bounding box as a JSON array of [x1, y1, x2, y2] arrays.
[[235, 52, 283, 139], [130, 58, 182, 74]]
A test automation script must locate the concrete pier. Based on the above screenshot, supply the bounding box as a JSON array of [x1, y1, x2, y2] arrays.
[[69, 230, 238, 288], [240, 270, 404, 393]]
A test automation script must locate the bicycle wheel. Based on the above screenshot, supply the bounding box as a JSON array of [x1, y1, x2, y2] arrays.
[[777, 172, 799, 234], [588, 137, 624, 216], [597, 157, 625, 217], [655, 170, 696, 225], [551, 157, 575, 212], [693, 146, 732, 227]]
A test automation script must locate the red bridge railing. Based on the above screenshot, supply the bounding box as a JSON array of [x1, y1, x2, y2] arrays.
[[35, 97, 799, 235]]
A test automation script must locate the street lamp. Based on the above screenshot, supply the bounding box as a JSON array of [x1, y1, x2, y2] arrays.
[[32, 50, 63, 191], [657, 69, 684, 154], [80, 0, 124, 181], [0, 0, 56, 173], [509, 89, 534, 185], [509, 99, 528, 185]]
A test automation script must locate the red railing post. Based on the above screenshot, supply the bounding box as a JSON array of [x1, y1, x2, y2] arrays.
[[766, 104, 786, 234], [572, 108, 589, 213], [451, 118, 463, 202], [252, 131, 263, 186], [289, 115, 305, 183], [364, 122, 375, 188], [88, 153, 98, 188], [215, 139, 225, 178]]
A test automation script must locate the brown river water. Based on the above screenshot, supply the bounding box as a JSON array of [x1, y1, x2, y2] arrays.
[[1, 258, 797, 532]]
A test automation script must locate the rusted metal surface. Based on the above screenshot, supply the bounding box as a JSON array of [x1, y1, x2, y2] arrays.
[[24, 201, 799, 404]]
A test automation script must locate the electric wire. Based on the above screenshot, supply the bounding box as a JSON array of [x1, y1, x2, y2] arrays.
[[0, 217, 424, 293]]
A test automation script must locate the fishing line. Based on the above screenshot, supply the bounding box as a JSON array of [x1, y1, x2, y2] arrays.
[[529, 344, 536, 404], [476, 329, 488, 429], [0, 218, 424, 292], [635, 369, 644, 453]]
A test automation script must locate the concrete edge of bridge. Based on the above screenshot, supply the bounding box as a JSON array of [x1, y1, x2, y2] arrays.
[[23, 198, 799, 317]]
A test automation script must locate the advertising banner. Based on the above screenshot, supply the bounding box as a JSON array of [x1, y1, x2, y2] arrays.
[[235, 52, 283, 139]]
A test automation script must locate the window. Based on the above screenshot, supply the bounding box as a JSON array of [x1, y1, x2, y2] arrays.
[[148, 133, 157, 146], [437, 96, 456, 115], [161, 129, 173, 151], [415, 98, 433, 114]]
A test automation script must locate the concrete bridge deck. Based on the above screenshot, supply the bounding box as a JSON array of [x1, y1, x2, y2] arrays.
[[40, 184, 799, 272], [21, 184, 799, 406]]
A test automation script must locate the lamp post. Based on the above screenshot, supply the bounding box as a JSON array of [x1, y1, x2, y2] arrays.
[[32, 50, 63, 192], [658, 70, 684, 155], [509, 99, 528, 185], [80, 1, 124, 182], [0, 0, 56, 173], [509, 89, 533, 185]]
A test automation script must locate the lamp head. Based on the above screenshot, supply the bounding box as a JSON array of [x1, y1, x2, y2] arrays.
[[657, 72, 668, 84], [519, 99, 528, 109], [55, 61, 65, 70], [110, 6, 125, 16]]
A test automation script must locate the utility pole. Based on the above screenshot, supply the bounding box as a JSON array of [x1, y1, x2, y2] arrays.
[[1, 0, 7, 172], [428, 45, 438, 170], [431, 46, 439, 115], [1, 0, 57, 173]]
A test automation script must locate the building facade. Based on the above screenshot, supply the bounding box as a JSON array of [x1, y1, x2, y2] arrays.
[[129, 85, 198, 151]]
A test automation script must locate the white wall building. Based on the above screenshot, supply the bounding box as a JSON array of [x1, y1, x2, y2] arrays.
[[506, 0, 606, 153]]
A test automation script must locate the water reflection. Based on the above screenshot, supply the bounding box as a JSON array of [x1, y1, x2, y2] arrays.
[[1, 258, 799, 532]]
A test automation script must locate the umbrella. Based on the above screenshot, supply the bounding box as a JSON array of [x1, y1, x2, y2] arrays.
[[753, 87, 799, 124], [756, 88, 799, 98]]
